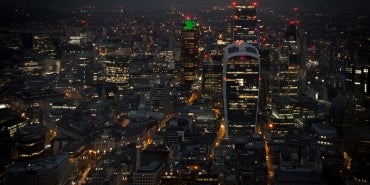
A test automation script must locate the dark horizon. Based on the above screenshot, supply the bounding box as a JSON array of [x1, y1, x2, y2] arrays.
[[0, 0, 369, 15]]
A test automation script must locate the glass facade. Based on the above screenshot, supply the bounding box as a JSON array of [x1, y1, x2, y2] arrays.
[[223, 43, 260, 138], [232, 4, 258, 46], [181, 19, 200, 84]]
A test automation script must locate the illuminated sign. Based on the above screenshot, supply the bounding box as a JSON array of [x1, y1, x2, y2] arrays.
[[184, 19, 196, 31]]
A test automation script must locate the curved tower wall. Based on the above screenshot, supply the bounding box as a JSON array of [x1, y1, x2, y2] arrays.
[[223, 42, 260, 139]]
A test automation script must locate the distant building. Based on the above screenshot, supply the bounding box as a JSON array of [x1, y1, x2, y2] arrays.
[[140, 144, 171, 168], [232, 1, 259, 46], [180, 18, 200, 86], [161, 172, 220, 185], [5, 155, 70, 185], [275, 148, 324, 185], [133, 161, 165, 185], [85, 153, 130, 185], [150, 81, 173, 114], [0, 105, 28, 138], [9, 88, 63, 122], [345, 126, 370, 160], [202, 60, 223, 98], [101, 55, 130, 97], [13, 124, 46, 160], [311, 123, 341, 148], [345, 48, 370, 98], [61, 141, 89, 182], [271, 96, 296, 130], [43, 59, 61, 75], [18, 60, 42, 76], [223, 42, 260, 138], [128, 110, 164, 120]]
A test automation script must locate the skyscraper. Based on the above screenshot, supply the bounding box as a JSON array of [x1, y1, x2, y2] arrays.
[[269, 21, 306, 131], [202, 60, 223, 98], [232, 1, 259, 46], [271, 21, 304, 99], [223, 42, 260, 139], [180, 18, 200, 86]]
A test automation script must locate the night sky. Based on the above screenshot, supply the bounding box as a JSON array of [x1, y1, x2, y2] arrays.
[[0, 0, 369, 14]]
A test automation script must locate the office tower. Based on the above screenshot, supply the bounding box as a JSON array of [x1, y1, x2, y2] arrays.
[[258, 48, 273, 110], [297, 29, 308, 96], [271, 21, 301, 98], [232, 1, 259, 46], [103, 55, 130, 98], [75, 54, 94, 85], [202, 60, 223, 98], [150, 81, 173, 114], [269, 21, 308, 131], [345, 49, 370, 99], [285, 19, 309, 97], [223, 42, 260, 139], [180, 18, 200, 86]]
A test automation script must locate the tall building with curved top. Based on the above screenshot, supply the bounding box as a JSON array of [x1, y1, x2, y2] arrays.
[[223, 42, 260, 139]]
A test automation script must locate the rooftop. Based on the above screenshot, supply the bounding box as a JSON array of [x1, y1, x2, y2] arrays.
[[136, 161, 164, 173], [7, 155, 68, 174], [311, 123, 337, 136]]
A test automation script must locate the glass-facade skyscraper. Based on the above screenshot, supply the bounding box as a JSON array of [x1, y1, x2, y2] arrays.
[[223, 42, 260, 139], [232, 1, 258, 46], [180, 18, 200, 86]]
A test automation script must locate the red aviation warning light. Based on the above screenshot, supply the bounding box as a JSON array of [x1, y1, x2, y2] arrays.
[[289, 20, 300, 25], [232, 1, 237, 6], [80, 19, 89, 26], [293, 6, 299, 12], [261, 36, 267, 42], [252, 2, 258, 7]]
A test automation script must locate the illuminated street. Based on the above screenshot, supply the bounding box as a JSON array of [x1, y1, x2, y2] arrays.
[[209, 118, 225, 159], [264, 136, 275, 185], [140, 111, 179, 149], [0, 1, 369, 184], [258, 114, 275, 185], [78, 166, 91, 185]]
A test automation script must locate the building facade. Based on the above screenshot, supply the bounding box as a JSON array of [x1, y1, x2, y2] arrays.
[[202, 60, 223, 98], [232, 1, 259, 46], [5, 155, 70, 185], [180, 18, 200, 86], [223, 42, 260, 139], [133, 161, 165, 185]]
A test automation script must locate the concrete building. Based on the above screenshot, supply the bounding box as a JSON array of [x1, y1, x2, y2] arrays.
[[133, 161, 165, 185], [5, 155, 70, 185]]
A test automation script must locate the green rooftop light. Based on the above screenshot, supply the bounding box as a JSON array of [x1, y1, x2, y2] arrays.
[[184, 19, 196, 31]]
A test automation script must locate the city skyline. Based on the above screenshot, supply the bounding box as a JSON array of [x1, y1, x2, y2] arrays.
[[0, 0, 369, 14], [0, 0, 369, 184]]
